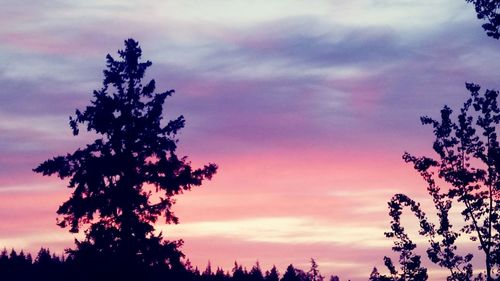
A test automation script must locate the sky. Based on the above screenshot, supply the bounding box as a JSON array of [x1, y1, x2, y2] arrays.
[[1, 1, 499, 280]]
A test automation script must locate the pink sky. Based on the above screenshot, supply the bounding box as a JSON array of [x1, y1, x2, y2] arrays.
[[0, 1, 499, 280]]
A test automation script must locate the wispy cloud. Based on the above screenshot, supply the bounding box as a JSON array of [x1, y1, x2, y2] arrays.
[[160, 216, 391, 247]]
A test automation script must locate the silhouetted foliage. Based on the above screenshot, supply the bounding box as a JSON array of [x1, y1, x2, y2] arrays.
[[0, 249, 338, 281], [281, 264, 310, 281], [33, 39, 217, 277], [250, 262, 265, 281], [466, 0, 500, 39], [307, 259, 324, 281], [368, 268, 380, 281], [233, 262, 250, 281], [282, 265, 300, 281], [377, 247, 427, 281], [373, 1, 500, 280], [378, 83, 500, 280], [204, 261, 214, 278], [0, 248, 66, 281], [265, 265, 280, 281], [215, 267, 231, 281], [328, 276, 340, 281]]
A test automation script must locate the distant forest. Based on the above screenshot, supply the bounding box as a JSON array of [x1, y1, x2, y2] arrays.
[[0, 247, 335, 281]]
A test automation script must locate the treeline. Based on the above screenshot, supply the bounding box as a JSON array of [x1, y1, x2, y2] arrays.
[[0, 248, 67, 281], [0, 248, 342, 281]]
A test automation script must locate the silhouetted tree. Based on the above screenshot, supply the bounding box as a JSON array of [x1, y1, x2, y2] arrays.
[[378, 253, 427, 281], [265, 265, 280, 281], [368, 268, 380, 281], [368, 267, 394, 281], [282, 265, 299, 281], [250, 262, 265, 281], [25, 253, 32, 265], [215, 267, 230, 281], [0, 248, 7, 262], [0, 250, 340, 281], [296, 269, 309, 281], [34, 248, 53, 266], [307, 259, 324, 281], [381, 84, 500, 281], [204, 261, 214, 277], [233, 262, 249, 281], [329, 275, 340, 281], [281, 264, 309, 281], [466, 0, 500, 39], [33, 39, 217, 274], [375, 1, 500, 280], [194, 266, 202, 277]]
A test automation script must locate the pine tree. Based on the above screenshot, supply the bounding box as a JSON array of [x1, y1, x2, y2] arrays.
[[34, 39, 217, 272], [250, 262, 264, 281], [307, 259, 324, 281], [265, 265, 280, 281]]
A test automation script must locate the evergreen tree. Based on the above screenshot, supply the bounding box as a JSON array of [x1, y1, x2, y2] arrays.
[[307, 259, 324, 281], [0, 248, 7, 263], [33, 39, 217, 272], [215, 267, 229, 281], [34, 248, 52, 266], [25, 253, 32, 265], [202, 261, 215, 281], [295, 268, 309, 281], [8, 249, 17, 262], [233, 262, 248, 281], [329, 275, 340, 281], [249, 262, 264, 281], [265, 265, 280, 281], [281, 264, 300, 281]]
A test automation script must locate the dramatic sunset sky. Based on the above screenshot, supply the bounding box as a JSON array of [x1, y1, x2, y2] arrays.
[[1, 1, 500, 280]]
